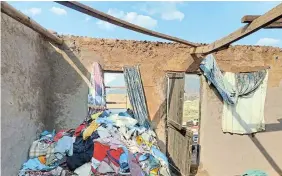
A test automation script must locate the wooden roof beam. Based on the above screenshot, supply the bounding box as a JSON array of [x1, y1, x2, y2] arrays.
[[242, 15, 282, 29], [191, 3, 282, 54], [1, 1, 63, 45], [55, 1, 199, 47]]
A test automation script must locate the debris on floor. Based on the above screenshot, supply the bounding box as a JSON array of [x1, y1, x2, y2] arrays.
[[18, 109, 171, 176]]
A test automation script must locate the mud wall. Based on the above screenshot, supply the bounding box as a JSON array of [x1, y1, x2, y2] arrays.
[[198, 81, 282, 176], [197, 46, 282, 176], [1, 13, 52, 175], [57, 36, 282, 153]]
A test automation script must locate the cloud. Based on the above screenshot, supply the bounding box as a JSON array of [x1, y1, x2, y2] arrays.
[[97, 8, 157, 31], [85, 16, 91, 22], [256, 38, 281, 46], [97, 21, 116, 31], [140, 2, 185, 21], [96, 9, 122, 30], [50, 7, 67, 15], [123, 12, 157, 29], [161, 11, 184, 21], [23, 7, 42, 16]]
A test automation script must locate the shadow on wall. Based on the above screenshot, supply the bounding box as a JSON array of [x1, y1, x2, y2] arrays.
[[233, 110, 282, 175], [209, 86, 282, 176], [43, 41, 91, 130]]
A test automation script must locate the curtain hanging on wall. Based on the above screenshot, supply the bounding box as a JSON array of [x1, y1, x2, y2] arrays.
[[123, 66, 150, 129], [222, 71, 268, 134], [235, 70, 267, 97], [88, 62, 106, 113], [200, 54, 238, 105], [200, 54, 267, 105]]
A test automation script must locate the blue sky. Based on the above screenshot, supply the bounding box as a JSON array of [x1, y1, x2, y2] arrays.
[[8, 1, 282, 47]]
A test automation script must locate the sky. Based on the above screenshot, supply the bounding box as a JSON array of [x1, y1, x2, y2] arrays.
[[7, 1, 282, 47]]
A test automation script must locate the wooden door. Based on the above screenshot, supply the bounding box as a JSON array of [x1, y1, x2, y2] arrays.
[[166, 72, 193, 176]]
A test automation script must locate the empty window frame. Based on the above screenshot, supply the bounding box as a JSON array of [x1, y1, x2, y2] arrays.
[[104, 72, 131, 113]]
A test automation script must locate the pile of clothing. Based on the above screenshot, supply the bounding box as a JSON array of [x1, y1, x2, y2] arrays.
[[18, 109, 171, 176]]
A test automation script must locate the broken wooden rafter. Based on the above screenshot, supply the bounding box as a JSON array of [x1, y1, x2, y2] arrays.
[[1, 1, 63, 45], [55, 1, 199, 47], [242, 15, 282, 29], [191, 3, 282, 54]]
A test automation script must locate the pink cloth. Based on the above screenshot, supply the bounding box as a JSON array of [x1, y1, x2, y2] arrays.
[[88, 62, 106, 107]]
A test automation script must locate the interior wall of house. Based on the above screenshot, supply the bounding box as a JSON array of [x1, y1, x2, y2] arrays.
[[198, 78, 282, 176], [1, 14, 52, 175]]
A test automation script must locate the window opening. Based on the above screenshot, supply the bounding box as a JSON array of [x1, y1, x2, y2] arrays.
[[104, 72, 131, 114]]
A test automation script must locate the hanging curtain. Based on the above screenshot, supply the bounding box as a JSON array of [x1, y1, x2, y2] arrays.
[[222, 71, 268, 134], [200, 54, 267, 105], [123, 66, 150, 129], [200, 54, 238, 105], [88, 62, 106, 114], [235, 70, 267, 97]]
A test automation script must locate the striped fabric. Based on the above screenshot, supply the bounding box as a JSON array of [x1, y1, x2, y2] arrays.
[[123, 66, 150, 129], [88, 62, 106, 110], [29, 140, 55, 159]]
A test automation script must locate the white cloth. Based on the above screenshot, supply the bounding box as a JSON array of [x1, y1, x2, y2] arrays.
[[96, 126, 111, 139], [74, 163, 92, 176], [108, 115, 138, 127], [222, 71, 268, 134]]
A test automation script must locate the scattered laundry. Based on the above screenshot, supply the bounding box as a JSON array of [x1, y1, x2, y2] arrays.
[[18, 109, 171, 176]]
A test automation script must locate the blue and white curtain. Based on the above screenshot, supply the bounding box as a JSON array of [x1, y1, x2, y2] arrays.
[[123, 66, 150, 129]]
